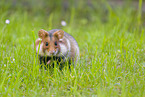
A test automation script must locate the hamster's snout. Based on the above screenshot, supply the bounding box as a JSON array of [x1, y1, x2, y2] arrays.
[[49, 50, 55, 55]]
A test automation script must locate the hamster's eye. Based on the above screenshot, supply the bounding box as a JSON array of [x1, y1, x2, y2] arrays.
[[46, 42, 48, 46], [54, 41, 57, 46]]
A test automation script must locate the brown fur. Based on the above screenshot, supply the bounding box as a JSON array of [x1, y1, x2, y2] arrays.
[[37, 29, 65, 54]]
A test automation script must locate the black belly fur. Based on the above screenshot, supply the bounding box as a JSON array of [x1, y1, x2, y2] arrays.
[[39, 55, 69, 70]]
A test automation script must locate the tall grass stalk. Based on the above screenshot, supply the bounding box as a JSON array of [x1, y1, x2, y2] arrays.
[[138, 0, 142, 25]]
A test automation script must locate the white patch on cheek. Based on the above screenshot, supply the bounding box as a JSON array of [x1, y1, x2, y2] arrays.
[[59, 43, 68, 56], [36, 43, 45, 56], [66, 39, 71, 52]]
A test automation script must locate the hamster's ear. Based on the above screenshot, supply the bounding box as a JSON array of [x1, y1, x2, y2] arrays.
[[38, 29, 48, 39], [53, 30, 64, 39]]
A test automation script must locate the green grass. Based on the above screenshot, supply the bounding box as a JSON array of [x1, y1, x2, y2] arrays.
[[0, 1, 145, 97]]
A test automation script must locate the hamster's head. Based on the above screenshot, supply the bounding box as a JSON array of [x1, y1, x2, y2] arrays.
[[38, 29, 64, 56]]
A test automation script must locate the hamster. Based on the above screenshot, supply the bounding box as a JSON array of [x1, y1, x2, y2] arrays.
[[35, 29, 79, 69]]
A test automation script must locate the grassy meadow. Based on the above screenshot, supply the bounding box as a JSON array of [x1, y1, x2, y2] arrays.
[[0, 0, 145, 97]]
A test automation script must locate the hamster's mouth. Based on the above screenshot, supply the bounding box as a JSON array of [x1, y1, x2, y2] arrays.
[[47, 60, 51, 64], [45, 48, 59, 56]]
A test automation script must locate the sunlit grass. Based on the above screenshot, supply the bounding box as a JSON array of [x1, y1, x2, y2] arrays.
[[0, 1, 145, 97]]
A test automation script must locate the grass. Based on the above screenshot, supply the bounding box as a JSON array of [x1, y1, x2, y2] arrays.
[[0, 1, 145, 97]]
